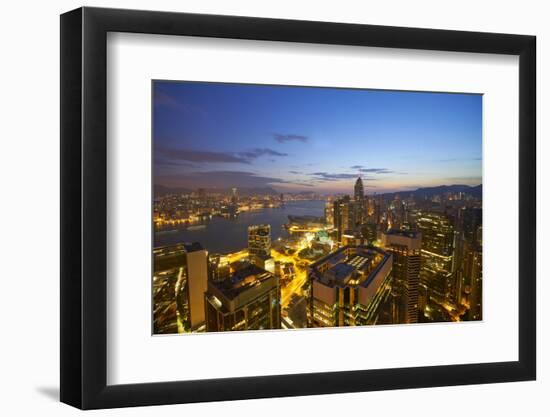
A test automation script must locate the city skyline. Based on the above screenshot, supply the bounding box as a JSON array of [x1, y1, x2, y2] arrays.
[[153, 178, 483, 333], [154, 81, 482, 194]]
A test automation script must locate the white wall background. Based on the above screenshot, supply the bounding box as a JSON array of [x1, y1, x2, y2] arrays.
[[0, 0, 546, 415]]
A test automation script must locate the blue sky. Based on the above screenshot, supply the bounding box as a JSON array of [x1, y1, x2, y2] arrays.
[[153, 81, 482, 194]]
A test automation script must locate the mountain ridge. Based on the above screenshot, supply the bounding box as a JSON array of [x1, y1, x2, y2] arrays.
[[376, 184, 482, 199]]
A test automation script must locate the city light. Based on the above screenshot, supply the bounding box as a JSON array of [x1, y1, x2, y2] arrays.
[[153, 178, 482, 333]]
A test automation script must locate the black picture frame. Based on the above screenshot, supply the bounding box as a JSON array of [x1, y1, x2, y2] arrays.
[[60, 6, 536, 410]]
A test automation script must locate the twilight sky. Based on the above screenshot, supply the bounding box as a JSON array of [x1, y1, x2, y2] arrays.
[[153, 81, 482, 195]]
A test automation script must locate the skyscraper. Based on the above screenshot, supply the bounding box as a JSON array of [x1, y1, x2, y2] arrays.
[[333, 196, 355, 243], [204, 263, 281, 331], [453, 207, 483, 307], [184, 243, 209, 330], [325, 199, 334, 228], [416, 212, 454, 300], [381, 229, 422, 323], [460, 207, 483, 320], [153, 245, 186, 334], [354, 176, 366, 225], [466, 245, 482, 320], [461, 207, 482, 245], [354, 176, 364, 202], [309, 245, 393, 327], [153, 242, 209, 333], [248, 224, 271, 258]]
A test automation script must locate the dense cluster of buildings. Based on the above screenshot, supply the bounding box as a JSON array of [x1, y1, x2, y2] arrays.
[[153, 177, 483, 334], [154, 188, 317, 226], [154, 225, 282, 333]]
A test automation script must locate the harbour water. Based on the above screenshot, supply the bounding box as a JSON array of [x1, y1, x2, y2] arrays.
[[154, 200, 325, 254]]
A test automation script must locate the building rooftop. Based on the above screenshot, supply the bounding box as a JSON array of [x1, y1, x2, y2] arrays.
[[211, 263, 274, 299], [310, 245, 391, 289], [384, 229, 419, 239], [326, 263, 355, 285], [381, 229, 422, 250], [153, 242, 204, 255], [248, 224, 270, 235]]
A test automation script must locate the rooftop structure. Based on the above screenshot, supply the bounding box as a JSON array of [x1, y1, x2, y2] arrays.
[[205, 263, 281, 331], [309, 245, 393, 327], [382, 228, 422, 243]]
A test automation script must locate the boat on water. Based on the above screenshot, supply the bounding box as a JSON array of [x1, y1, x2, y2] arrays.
[[156, 229, 178, 234], [187, 224, 207, 231]]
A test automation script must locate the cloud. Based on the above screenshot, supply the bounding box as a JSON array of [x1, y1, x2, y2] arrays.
[[435, 157, 482, 162], [310, 172, 359, 181], [156, 147, 287, 166], [359, 168, 394, 174], [237, 148, 288, 159], [156, 170, 312, 190], [350, 166, 396, 174], [153, 154, 199, 178], [350, 165, 405, 175], [289, 170, 302, 175], [273, 133, 309, 143], [157, 148, 250, 164]]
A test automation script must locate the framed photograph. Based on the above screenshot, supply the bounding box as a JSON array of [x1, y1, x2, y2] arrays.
[[60, 7, 536, 409]]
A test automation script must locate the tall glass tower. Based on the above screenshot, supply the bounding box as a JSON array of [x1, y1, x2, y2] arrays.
[[354, 176, 364, 202]]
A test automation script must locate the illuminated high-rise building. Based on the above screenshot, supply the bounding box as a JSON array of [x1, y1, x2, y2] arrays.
[[184, 243, 209, 330], [354, 176, 364, 202], [416, 212, 454, 299], [466, 245, 482, 320], [361, 223, 378, 244], [308, 245, 393, 327], [204, 263, 281, 331], [333, 196, 355, 243], [354, 176, 366, 225], [153, 245, 184, 334], [381, 229, 422, 323], [325, 199, 334, 228], [458, 208, 483, 320], [231, 187, 238, 204], [372, 194, 383, 226], [461, 207, 482, 245], [153, 242, 209, 333], [248, 224, 271, 258], [417, 283, 429, 316], [453, 207, 483, 307]]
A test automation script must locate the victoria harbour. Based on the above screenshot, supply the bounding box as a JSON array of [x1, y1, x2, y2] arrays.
[[155, 200, 325, 253]]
